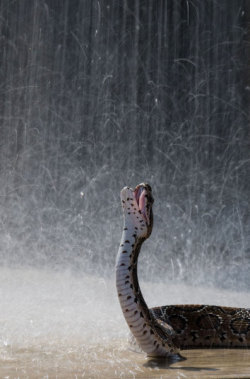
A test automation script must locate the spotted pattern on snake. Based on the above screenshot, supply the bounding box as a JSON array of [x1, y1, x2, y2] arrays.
[[115, 183, 250, 357]]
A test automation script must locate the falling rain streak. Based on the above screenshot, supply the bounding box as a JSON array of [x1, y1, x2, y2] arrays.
[[0, 0, 249, 288], [0, 1, 249, 377]]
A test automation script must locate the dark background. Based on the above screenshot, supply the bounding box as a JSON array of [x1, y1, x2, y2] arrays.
[[0, 1, 249, 289]]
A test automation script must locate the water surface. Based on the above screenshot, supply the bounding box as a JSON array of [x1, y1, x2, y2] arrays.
[[0, 268, 249, 378]]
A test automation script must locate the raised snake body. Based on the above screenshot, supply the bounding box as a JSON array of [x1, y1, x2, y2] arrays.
[[116, 183, 250, 357]]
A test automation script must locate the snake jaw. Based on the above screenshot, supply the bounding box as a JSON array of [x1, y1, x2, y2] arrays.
[[134, 183, 153, 227], [120, 183, 154, 238]]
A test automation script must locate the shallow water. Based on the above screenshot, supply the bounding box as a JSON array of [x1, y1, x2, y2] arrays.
[[1, 343, 250, 378], [0, 268, 249, 378]]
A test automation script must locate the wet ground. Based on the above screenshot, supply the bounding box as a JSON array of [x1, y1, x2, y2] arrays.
[[1, 341, 250, 378], [0, 268, 249, 378]]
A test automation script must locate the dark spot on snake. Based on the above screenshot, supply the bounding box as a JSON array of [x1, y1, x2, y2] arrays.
[[197, 313, 221, 330], [127, 296, 131, 300], [239, 337, 244, 342], [127, 198, 130, 201], [128, 212, 130, 214], [125, 309, 129, 312], [130, 284, 133, 289], [153, 341, 157, 345], [122, 200, 125, 203], [150, 329, 154, 335], [219, 333, 227, 342], [156, 343, 159, 348], [128, 266, 131, 271], [125, 240, 130, 243], [140, 312, 144, 318], [122, 250, 127, 254], [190, 331, 198, 342], [134, 310, 138, 315], [125, 275, 129, 279], [125, 280, 129, 284], [170, 348, 174, 353], [118, 293, 122, 297], [143, 330, 147, 335], [230, 317, 250, 335], [129, 325, 133, 328], [120, 263, 125, 266], [168, 314, 187, 334], [133, 234, 136, 238], [162, 343, 165, 347], [123, 227, 128, 230]]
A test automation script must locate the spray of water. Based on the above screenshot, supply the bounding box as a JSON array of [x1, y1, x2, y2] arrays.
[[0, 1, 249, 376]]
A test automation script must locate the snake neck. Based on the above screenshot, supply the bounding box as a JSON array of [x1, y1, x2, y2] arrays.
[[116, 225, 178, 356]]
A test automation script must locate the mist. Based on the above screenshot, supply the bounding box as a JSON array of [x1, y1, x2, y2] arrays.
[[0, 1, 249, 376], [0, 0, 249, 286]]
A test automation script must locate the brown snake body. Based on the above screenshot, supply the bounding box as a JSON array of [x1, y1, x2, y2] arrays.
[[116, 183, 250, 357]]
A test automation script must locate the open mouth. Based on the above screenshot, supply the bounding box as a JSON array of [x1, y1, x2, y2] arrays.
[[134, 184, 152, 225]]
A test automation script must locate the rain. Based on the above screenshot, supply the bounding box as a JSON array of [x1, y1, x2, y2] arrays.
[[0, 1, 249, 377]]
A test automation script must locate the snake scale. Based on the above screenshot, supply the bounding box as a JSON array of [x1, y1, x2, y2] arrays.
[[116, 183, 250, 357]]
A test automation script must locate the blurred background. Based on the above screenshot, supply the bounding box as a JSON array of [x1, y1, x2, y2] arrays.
[[0, 0, 249, 290]]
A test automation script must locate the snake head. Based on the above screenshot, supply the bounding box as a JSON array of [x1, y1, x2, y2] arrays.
[[120, 183, 154, 239]]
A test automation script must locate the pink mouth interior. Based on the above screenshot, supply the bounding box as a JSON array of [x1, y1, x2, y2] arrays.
[[134, 186, 149, 224]]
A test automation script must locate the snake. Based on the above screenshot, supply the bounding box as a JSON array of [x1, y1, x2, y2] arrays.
[[115, 183, 250, 357]]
